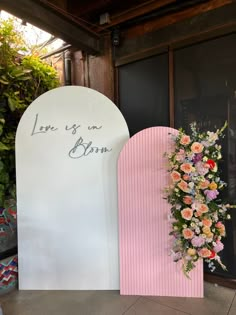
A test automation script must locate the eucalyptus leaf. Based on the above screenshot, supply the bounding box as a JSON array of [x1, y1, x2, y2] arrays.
[[7, 97, 16, 111], [19, 75, 32, 81], [0, 142, 10, 151], [0, 78, 9, 84]]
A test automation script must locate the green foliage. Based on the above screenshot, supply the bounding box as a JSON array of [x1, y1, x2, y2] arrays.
[[22, 56, 59, 102], [0, 18, 59, 206]]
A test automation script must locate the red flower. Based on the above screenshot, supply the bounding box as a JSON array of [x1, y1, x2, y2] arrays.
[[0, 218, 5, 224], [206, 159, 216, 170], [209, 250, 216, 259]]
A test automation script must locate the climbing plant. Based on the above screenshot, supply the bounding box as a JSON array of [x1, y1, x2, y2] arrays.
[[0, 18, 59, 206]]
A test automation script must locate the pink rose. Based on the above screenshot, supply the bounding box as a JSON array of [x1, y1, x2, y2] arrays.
[[215, 221, 223, 228], [176, 149, 186, 162]]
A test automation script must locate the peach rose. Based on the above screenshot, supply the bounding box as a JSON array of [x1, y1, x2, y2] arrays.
[[191, 142, 204, 153], [197, 204, 209, 214], [180, 135, 191, 145], [219, 229, 226, 237], [187, 248, 196, 256], [181, 208, 193, 220], [182, 228, 194, 239], [171, 171, 181, 182], [183, 174, 190, 181], [216, 222, 226, 236], [198, 248, 211, 258], [202, 218, 212, 227], [177, 180, 190, 193], [209, 182, 217, 190], [206, 232, 214, 239], [183, 195, 192, 205], [180, 163, 193, 174], [202, 226, 211, 235], [199, 179, 210, 190]]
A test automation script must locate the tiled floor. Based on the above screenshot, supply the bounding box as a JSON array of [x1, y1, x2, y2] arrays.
[[0, 282, 235, 315]]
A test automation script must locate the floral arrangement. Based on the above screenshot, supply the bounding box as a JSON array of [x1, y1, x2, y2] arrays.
[[165, 122, 235, 276]]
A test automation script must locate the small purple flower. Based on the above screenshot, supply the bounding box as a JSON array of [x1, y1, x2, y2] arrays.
[[185, 255, 193, 261], [213, 240, 224, 253], [192, 153, 203, 164], [204, 189, 219, 201], [195, 161, 209, 176], [191, 236, 205, 247], [172, 252, 182, 262], [201, 140, 211, 147]]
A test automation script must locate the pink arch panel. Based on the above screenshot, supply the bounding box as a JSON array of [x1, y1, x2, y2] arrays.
[[118, 127, 203, 297]]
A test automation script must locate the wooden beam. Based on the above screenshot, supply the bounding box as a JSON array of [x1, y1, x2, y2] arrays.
[[49, 0, 67, 10], [124, 0, 232, 39], [0, 0, 101, 55], [100, 0, 176, 29], [114, 2, 236, 66], [68, 0, 112, 17]]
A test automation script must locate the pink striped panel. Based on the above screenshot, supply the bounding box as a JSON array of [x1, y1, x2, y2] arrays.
[[118, 127, 203, 297]]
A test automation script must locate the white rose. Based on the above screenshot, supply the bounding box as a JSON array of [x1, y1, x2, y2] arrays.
[[189, 182, 194, 189]]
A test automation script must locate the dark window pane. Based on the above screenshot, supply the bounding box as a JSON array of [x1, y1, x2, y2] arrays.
[[174, 34, 236, 278], [118, 53, 169, 136]]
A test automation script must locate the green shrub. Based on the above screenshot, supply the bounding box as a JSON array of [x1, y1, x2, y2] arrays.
[[0, 18, 59, 206]]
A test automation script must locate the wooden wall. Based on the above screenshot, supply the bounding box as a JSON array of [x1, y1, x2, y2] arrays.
[[71, 35, 115, 102], [114, 1, 236, 66], [69, 1, 236, 104]]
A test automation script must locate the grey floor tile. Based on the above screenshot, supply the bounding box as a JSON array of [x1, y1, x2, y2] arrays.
[[145, 282, 235, 315], [0, 290, 138, 315], [124, 297, 190, 315], [228, 292, 236, 315], [0, 282, 235, 315], [229, 306, 236, 315]]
